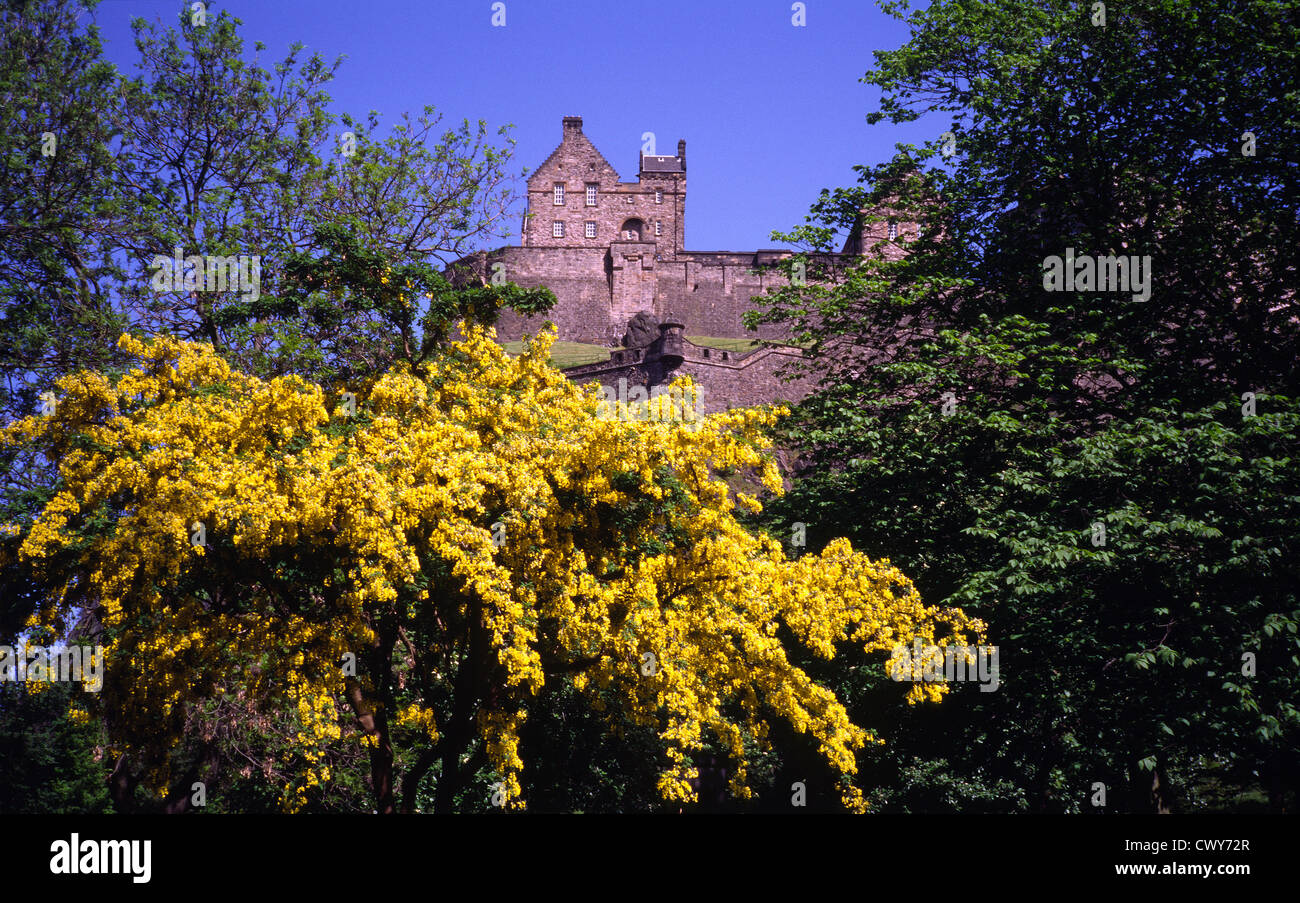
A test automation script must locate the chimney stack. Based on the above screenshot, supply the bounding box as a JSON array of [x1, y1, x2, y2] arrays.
[[677, 139, 686, 169], [562, 116, 583, 136]]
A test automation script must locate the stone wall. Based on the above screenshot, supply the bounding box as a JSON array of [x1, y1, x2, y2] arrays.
[[451, 245, 620, 344], [452, 245, 802, 346], [444, 116, 925, 407], [658, 251, 795, 342], [563, 333, 817, 415]]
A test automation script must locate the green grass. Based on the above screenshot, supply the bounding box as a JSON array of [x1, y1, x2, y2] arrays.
[[686, 336, 762, 354], [501, 340, 610, 369], [499, 335, 802, 369], [688, 335, 814, 353]]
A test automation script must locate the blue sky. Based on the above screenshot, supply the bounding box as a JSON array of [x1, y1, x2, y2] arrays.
[[88, 0, 939, 252]]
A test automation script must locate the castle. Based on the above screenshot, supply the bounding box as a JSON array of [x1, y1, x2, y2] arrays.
[[450, 116, 912, 412]]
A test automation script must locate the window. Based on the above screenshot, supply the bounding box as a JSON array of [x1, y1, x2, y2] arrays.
[[585, 221, 597, 238], [888, 220, 898, 240], [553, 183, 565, 205], [655, 189, 663, 204], [552, 221, 565, 238], [655, 220, 663, 236], [585, 183, 598, 206]]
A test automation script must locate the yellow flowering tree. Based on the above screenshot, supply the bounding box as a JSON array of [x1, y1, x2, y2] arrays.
[[2, 324, 982, 812]]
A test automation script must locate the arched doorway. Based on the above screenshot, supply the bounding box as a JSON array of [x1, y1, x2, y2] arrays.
[[620, 218, 644, 241]]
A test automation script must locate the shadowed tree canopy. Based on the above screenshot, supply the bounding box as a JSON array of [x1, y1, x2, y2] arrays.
[[746, 0, 1299, 812]]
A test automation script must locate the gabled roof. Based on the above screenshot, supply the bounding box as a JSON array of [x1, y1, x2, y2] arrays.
[[528, 118, 621, 187]]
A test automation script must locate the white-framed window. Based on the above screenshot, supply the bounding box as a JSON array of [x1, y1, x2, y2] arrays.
[[584, 221, 597, 238], [552, 221, 565, 238], [655, 220, 663, 236], [655, 189, 663, 204], [585, 183, 598, 206], [888, 220, 898, 240], [553, 183, 565, 205]]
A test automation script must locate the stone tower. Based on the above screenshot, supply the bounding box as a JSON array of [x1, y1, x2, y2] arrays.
[[522, 116, 685, 254], [522, 117, 685, 327], [445, 116, 929, 412], [451, 116, 919, 351]]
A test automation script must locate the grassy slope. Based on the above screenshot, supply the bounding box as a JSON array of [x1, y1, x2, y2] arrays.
[[500, 336, 801, 369], [686, 336, 762, 354], [500, 340, 610, 369]]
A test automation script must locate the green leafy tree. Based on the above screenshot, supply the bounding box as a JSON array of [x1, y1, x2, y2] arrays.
[[0, 1, 557, 812], [112, 4, 341, 352], [749, 0, 1299, 811], [0, 682, 111, 814], [0, 0, 132, 466]]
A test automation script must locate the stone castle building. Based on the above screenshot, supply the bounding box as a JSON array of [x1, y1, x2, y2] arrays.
[[449, 116, 914, 412]]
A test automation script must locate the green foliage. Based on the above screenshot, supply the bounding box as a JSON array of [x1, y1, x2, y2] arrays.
[[0, 683, 111, 814], [754, 0, 1300, 811], [229, 221, 556, 382], [0, 1, 555, 814], [113, 3, 342, 353], [0, 0, 131, 456]]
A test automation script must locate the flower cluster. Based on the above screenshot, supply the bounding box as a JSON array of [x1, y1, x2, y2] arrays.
[[3, 324, 982, 811]]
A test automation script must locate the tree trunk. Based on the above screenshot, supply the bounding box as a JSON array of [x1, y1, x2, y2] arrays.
[[345, 619, 398, 814], [1150, 759, 1174, 814], [434, 598, 487, 814], [162, 741, 220, 814], [1128, 756, 1175, 813], [368, 705, 396, 814], [108, 754, 137, 813], [401, 747, 438, 814]]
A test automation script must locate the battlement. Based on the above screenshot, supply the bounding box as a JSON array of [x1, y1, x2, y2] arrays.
[[449, 117, 924, 411]]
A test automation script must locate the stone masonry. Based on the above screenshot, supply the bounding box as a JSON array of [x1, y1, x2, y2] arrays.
[[448, 116, 918, 414]]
